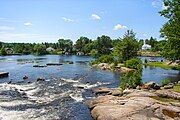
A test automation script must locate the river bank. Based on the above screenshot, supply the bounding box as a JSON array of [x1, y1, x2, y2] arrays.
[[86, 82, 180, 120], [145, 61, 180, 70]]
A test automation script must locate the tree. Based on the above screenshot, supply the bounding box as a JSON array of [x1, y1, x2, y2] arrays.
[[159, 0, 180, 60], [58, 39, 73, 53], [113, 30, 139, 61], [0, 42, 2, 48], [33, 44, 47, 55], [0, 47, 7, 55], [95, 35, 112, 55], [75, 36, 92, 53]]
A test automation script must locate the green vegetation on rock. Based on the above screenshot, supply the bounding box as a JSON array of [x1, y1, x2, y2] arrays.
[[145, 62, 180, 70], [120, 58, 142, 90], [173, 85, 180, 93]]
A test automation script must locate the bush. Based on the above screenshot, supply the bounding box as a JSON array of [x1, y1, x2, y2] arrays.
[[90, 55, 115, 65], [120, 58, 142, 90], [0, 47, 7, 55], [161, 78, 170, 86], [125, 58, 142, 70], [120, 70, 142, 90], [90, 49, 100, 58], [144, 59, 148, 63]]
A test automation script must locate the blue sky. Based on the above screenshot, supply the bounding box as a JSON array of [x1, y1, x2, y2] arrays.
[[0, 0, 166, 43]]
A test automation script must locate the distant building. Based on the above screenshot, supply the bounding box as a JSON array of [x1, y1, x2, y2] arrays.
[[46, 47, 55, 52], [77, 52, 84, 55], [5, 48, 14, 54], [142, 40, 151, 50]]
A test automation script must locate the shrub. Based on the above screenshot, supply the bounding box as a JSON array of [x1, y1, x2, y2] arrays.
[[91, 55, 114, 65], [125, 58, 142, 70], [120, 58, 142, 90], [90, 49, 100, 58], [144, 59, 148, 63], [120, 70, 142, 90], [161, 78, 170, 86], [0, 47, 7, 55], [98, 55, 114, 63]]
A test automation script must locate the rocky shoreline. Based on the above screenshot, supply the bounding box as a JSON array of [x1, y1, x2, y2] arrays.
[[86, 82, 180, 120], [92, 63, 134, 73]]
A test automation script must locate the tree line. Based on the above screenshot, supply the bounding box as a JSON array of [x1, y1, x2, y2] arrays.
[[0, 0, 179, 62], [0, 33, 166, 56]]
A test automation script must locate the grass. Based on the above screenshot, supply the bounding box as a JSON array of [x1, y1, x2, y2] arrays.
[[150, 96, 180, 103], [145, 62, 180, 70], [173, 85, 180, 93]]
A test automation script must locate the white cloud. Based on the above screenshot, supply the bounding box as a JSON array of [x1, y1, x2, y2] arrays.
[[24, 22, 33, 26], [152, 0, 167, 9], [113, 24, 127, 30], [152, 0, 160, 8], [91, 14, 101, 20], [62, 17, 74, 22], [0, 26, 15, 31]]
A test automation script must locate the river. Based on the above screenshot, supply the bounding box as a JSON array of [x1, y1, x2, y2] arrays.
[[0, 55, 179, 120]]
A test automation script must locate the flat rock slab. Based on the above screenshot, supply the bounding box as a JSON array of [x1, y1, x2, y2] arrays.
[[86, 89, 180, 120]]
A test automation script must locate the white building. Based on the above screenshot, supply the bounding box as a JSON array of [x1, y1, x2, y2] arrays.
[[46, 47, 55, 52], [142, 40, 151, 50]]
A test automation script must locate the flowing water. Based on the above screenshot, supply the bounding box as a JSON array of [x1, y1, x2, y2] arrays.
[[0, 55, 179, 120]]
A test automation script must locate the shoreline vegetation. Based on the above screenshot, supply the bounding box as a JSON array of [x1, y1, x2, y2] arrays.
[[145, 61, 180, 70], [0, 0, 179, 119]]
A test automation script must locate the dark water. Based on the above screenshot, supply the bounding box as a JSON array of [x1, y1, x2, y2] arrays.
[[0, 55, 179, 120]]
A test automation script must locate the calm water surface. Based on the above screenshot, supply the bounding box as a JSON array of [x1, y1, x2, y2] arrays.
[[0, 55, 179, 120]]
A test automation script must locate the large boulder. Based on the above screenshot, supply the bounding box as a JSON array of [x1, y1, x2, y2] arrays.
[[141, 81, 160, 90], [86, 89, 180, 120], [93, 87, 122, 96]]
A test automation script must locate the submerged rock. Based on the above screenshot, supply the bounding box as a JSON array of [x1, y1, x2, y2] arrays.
[[37, 77, 45, 82]]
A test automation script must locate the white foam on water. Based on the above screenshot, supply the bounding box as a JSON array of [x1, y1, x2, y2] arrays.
[[0, 82, 72, 120], [61, 78, 79, 83], [69, 93, 84, 102], [73, 82, 111, 89]]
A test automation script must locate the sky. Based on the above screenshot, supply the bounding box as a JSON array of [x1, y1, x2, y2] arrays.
[[0, 0, 167, 43]]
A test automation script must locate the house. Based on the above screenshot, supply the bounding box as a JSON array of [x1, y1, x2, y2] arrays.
[[77, 52, 84, 55], [46, 47, 55, 52], [142, 40, 151, 50], [5, 48, 14, 54]]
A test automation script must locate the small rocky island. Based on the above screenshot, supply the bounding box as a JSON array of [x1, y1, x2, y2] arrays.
[[86, 82, 180, 120]]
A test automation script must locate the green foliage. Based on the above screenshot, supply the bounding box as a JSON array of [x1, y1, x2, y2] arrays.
[[90, 49, 100, 58], [33, 44, 47, 55], [91, 55, 114, 64], [75, 36, 92, 54], [125, 58, 142, 70], [173, 85, 180, 93], [161, 78, 170, 86], [120, 70, 142, 90], [113, 30, 139, 61], [0, 42, 2, 48], [120, 58, 142, 90], [146, 62, 180, 70], [97, 55, 114, 63], [0, 47, 7, 55], [95, 35, 112, 55], [159, 0, 180, 61], [58, 39, 73, 52]]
